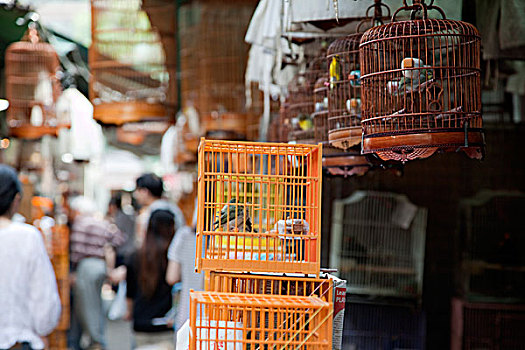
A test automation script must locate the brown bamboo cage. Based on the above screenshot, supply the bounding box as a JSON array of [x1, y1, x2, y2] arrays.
[[313, 76, 329, 144], [360, 0, 484, 162], [327, 34, 362, 150], [286, 72, 316, 144], [90, 0, 172, 125], [5, 25, 63, 139], [189, 291, 333, 350], [179, 0, 257, 139]]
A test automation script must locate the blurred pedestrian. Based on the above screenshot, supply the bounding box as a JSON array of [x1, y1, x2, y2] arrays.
[[134, 173, 184, 247], [69, 196, 125, 350], [108, 192, 136, 266], [0, 164, 61, 350], [166, 203, 204, 331], [126, 209, 175, 350]]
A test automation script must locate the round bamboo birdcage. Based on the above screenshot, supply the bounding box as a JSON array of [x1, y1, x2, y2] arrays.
[[326, 34, 362, 150], [5, 26, 63, 139], [90, 0, 171, 125], [360, 0, 484, 162], [286, 72, 316, 143], [313, 76, 329, 144]]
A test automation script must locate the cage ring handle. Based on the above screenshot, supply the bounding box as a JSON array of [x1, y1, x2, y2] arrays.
[[357, 1, 391, 33], [392, 0, 446, 22]]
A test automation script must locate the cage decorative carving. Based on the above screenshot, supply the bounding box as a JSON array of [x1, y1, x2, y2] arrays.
[[327, 34, 363, 150], [330, 191, 427, 298], [189, 291, 333, 350], [196, 139, 322, 275], [360, 0, 484, 162], [5, 26, 64, 139], [90, 0, 171, 124]]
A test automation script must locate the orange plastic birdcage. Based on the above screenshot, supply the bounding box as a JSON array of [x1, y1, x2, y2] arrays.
[[196, 139, 322, 275], [189, 291, 332, 350], [207, 272, 333, 303], [360, 0, 484, 162]]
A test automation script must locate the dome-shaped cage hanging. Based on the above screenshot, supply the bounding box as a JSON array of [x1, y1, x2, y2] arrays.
[[5, 26, 64, 139], [360, 0, 484, 162], [90, 0, 171, 125], [327, 34, 363, 150], [285, 72, 316, 144], [313, 76, 329, 144]]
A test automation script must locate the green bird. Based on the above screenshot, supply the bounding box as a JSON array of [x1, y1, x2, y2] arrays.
[[214, 198, 253, 232]]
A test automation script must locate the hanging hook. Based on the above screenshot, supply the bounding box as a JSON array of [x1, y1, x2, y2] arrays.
[[332, 0, 339, 23]]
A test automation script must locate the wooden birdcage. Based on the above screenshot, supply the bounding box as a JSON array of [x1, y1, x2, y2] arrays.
[[360, 0, 484, 162], [90, 0, 171, 124], [313, 76, 329, 144], [179, 0, 257, 139], [327, 34, 362, 150], [196, 139, 322, 275], [189, 291, 333, 350], [5, 26, 63, 139], [286, 73, 316, 143]]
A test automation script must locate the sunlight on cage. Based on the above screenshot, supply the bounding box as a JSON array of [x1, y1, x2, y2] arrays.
[[208, 272, 333, 302], [90, 0, 169, 124], [189, 291, 332, 350], [331, 191, 427, 298], [360, 0, 484, 162], [196, 139, 322, 275], [327, 34, 362, 150], [5, 26, 63, 139]]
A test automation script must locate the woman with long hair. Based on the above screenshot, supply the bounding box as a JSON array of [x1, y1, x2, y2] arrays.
[[126, 209, 175, 350]]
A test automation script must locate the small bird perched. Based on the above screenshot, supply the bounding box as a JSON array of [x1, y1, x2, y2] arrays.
[[214, 198, 253, 232], [298, 114, 313, 131], [387, 57, 434, 95], [348, 70, 361, 87], [329, 55, 342, 90], [346, 98, 361, 115]]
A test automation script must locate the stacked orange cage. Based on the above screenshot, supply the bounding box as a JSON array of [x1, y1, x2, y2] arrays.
[[190, 138, 335, 349], [49, 224, 70, 349]]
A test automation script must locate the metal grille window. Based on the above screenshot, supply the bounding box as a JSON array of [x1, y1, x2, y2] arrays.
[[331, 191, 427, 298]]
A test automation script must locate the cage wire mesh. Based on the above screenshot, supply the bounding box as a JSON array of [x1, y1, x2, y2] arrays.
[[313, 76, 330, 145], [343, 299, 426, 350], [196, 139, 322, 275], [330, 191, 427, 298], [90, 0, 170, 124], [189, 291, 333, 350], [360, 0, 484, 162], [451, 298, 525, 350], [5, 26, 63, 139], [458, 191, 525, 302], [207, 272, 333, 303]]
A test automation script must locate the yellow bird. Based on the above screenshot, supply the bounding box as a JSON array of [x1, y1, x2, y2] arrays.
[[329, 55, 342, 89]]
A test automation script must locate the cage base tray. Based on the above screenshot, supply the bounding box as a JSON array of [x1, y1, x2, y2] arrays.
[[94, 101, 167, 125], [363, 129, 484, 162], [328, 126, 362, 150]]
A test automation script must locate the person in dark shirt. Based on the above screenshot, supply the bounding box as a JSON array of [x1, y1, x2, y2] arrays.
[[126, 209, 175, 349]]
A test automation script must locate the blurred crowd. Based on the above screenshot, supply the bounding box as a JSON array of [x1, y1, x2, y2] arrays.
[[0, 164, 203, 350]]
